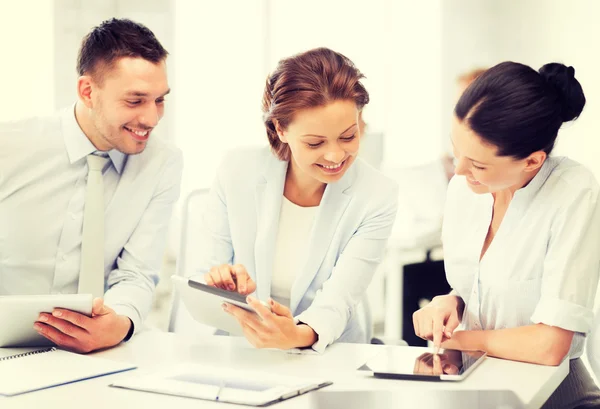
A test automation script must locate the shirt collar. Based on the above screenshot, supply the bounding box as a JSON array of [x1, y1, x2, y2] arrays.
[[60, 104, 126, 174], [513, 156, 563, 201]]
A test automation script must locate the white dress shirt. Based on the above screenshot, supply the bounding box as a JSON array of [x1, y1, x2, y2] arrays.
[[271, 197, 318, 307], [443, 156, 600, 358], [0, 105, 183, 334]]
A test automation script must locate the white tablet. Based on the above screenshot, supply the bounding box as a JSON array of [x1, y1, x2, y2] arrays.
[[0, 294, 93, 347], [172, 275, 270, 336], [361, 348, 486, 381]]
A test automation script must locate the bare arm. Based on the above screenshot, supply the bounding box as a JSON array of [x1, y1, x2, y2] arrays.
[[442, 324, 574, 366]]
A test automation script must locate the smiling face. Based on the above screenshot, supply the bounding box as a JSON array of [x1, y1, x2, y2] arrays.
[[79, 57, 170, 154], [451, 116, 545, 194], [276, 99, 361, 185]]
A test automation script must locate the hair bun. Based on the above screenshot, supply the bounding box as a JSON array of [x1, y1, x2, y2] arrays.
[[539, 63, 586, 122]]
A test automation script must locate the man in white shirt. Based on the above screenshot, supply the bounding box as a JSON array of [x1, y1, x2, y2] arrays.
[[0, 18, 182, 353]]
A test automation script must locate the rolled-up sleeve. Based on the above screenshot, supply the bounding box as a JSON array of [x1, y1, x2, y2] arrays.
[[104, 150, 183, 335], [531, 187, 600, 333], [295, 184, 399, 353]]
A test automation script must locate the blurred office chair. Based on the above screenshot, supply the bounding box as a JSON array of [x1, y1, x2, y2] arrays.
[[382, 160, 451, 345], [168, 188, 216, 336]]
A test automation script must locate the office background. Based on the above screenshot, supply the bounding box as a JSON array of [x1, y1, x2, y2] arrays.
[[2, 0, 599, 379]]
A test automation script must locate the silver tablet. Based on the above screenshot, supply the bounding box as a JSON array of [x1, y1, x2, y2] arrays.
[[0, 294, 93, 347], [172, 275, 270, 336], [361, 348, 486, 381]]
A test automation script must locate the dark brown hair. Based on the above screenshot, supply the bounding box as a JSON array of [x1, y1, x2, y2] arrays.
[[456, 61, 585, 159], [262, 47, 369, 161], [77, 18, 168, 83]]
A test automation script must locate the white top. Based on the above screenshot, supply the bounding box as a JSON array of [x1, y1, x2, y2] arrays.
[[271, 197, 319, 307], [0, 105, 183, 333], [443, 156, 600, 359]]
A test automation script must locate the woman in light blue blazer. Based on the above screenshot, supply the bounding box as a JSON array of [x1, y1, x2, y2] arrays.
[[197, 48, 398, 353]]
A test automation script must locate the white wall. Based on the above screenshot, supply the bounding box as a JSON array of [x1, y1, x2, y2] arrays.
[[173, 0, 268, 197], [0, 0, 54, 122], [442, 0, 600, 179], [383, 0, 444, 167]]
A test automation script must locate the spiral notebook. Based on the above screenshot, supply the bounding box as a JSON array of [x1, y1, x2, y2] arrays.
[[0, 347, 136, 396], [111, 363, 332, 406]]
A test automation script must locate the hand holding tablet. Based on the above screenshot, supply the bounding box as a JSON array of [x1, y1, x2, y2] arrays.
[[0, 294, 92, 347], [172, 275, 269, 336]]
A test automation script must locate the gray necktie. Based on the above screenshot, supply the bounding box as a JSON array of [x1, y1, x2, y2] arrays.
[[78, 154, 109, 298]]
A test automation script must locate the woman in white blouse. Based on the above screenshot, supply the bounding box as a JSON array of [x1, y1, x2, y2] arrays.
[[413, 62, 600, 407], [195, 48, 398, 353]]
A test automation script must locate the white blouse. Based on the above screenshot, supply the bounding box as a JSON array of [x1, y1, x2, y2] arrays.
[[443, 156, 600, 358], [271, 197, 319, 307]]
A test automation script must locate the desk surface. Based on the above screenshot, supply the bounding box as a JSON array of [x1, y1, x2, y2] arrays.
[[1, 330, 567, 409]]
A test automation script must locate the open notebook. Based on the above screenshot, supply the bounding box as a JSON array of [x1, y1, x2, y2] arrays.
[[0, 347, 136, 396], [111, 363, 332, 406]]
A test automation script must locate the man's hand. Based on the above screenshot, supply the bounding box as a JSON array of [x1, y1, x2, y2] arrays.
[[34, 298, 132, 354]]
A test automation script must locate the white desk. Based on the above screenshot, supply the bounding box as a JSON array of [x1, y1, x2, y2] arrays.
[[1, 331, 567, 409]]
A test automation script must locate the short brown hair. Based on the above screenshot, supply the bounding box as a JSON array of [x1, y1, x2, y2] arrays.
[[77, 18, 168, 83], [262, 48, 369, 161]]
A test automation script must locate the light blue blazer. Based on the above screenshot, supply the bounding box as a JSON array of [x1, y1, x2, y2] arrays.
[[195, 147, 398, 352]]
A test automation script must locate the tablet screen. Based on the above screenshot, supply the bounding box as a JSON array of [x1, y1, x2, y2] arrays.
[[187, 279, 249, 304], [363, 348, 485, 379]]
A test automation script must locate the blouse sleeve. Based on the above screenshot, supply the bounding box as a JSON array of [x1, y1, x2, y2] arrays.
[[531, 186, 600, 333]]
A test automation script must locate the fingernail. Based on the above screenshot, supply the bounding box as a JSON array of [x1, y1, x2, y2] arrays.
[[38, 315, 48, 322], [228, 284, 235, 291], [221, 303, 228, 311], [443, 364, 451, 372], [269, 298, 275, 306], [445, 331, 452, 338], [53, 310, 62, 317], [246, 296, 255, 303], [433, 346, 439, 354], [33, 323, 42, 331]]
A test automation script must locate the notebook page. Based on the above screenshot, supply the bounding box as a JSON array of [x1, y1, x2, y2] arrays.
[[0, 349, 135, 396]]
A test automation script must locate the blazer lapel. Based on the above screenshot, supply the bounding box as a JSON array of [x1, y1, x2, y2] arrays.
[[289, 165, 356, 314], [254, 156, 287, 302]]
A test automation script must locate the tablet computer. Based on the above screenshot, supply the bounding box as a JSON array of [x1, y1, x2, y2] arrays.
[[172, 275, 270, 336], [0, 294, 93, 347], [360, 347, 486, 381]]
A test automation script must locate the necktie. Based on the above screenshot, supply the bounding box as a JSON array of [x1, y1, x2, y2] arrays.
[[78, 154, 109, 298]]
